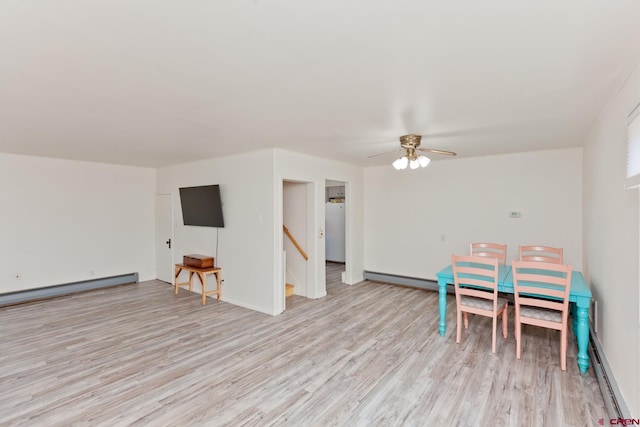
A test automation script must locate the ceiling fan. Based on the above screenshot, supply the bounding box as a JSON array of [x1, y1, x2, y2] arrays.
[[369, 134, 457, 170]]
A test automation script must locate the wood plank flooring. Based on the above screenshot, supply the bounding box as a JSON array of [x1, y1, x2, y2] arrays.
[[0, 263, 606, 426]]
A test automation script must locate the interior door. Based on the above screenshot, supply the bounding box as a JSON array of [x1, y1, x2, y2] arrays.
[[155, 194, 173, 283]]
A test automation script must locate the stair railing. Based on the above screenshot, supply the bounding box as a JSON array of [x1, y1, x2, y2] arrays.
[[283, 225, 308, 261]]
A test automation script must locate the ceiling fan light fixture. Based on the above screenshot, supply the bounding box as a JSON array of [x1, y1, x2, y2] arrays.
[[393, 156, 409, 170], [418, 155, 431, 167], [377, 134, 456, 170]]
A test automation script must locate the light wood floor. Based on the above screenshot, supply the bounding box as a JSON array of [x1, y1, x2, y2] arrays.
[[0, 262, 606, 426]]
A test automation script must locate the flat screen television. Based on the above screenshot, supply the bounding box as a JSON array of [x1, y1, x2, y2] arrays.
[[179, 185, 225, 227]]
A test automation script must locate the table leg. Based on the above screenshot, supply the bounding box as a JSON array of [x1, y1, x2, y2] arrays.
[[174, 266, 181, 295], [438, 278, 448, 336], [215, 271, 221, 300], [198, 272, 207, 305], [575, 297, 590, 374]]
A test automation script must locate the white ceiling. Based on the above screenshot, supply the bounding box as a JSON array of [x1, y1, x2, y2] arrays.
[[2, 1, 640, 168]]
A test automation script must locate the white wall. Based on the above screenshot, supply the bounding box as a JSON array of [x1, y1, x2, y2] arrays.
[[274, 149, 365, 302], [0, 153, 156, 293], [364, 148, 583, 280], [157, 148, 365, 315], [583, 61, 640, 416], [283, 181, 308, 296], [156, 149, 278, 314]]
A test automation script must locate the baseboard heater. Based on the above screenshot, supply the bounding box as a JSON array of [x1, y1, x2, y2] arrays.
[[0, 273, 139, 307], [589, 325, 630, 420], [363, 270, 449, 292]]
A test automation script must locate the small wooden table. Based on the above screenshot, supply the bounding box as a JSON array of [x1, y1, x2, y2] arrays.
[[174, 264, 222, 305]]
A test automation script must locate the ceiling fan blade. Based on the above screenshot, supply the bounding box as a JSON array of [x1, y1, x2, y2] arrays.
[[368, 149, 403, 159], [418, 148, 457, 156]]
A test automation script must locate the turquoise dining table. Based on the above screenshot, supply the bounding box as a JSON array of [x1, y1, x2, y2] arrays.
[[436, 264, 592, 374]]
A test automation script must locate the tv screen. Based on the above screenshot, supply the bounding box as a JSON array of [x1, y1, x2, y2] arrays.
[[179, 185, 225, 227]]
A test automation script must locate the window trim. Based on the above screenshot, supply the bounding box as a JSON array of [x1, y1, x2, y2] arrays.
[[625, 100, 640, 189]]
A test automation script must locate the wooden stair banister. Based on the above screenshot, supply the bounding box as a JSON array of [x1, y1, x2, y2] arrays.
[[283, 225, 308, 261], [286, 283, 294, 297]]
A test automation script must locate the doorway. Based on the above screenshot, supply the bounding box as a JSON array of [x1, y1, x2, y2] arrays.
[[283, 181, 313, 302], [155, 193, 173, 283], [325, 180, 347, 289]]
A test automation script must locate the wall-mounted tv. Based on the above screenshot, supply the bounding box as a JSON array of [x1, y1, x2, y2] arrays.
[[179, 185, 225, 227]]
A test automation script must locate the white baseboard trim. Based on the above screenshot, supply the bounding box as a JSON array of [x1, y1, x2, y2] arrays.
[[221, 296, 276, 316]]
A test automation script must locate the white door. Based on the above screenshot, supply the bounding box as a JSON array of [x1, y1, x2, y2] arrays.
[[155, 194, 173, 283]]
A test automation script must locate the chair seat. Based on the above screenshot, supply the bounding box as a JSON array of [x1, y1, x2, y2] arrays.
[[460, 295, 507, 311], [520, 306, 562, 323]]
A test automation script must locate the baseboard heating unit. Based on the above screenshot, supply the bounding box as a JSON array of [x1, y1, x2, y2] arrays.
[[363, 270, 447, 292], [0, 273, 139, 307], [589, 325, 630, 420]]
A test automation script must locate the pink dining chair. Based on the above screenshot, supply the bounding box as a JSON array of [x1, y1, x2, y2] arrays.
[[518, 245, 563, 264], [512, 260, 572, 370], [470, 242, 507, 265], [465, 243, 507, 328], [451, 255, 508, 353]]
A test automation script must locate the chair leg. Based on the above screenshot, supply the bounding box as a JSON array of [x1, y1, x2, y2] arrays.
[[463, 312, 469, 329], [516, 321, 522, 360], [491, 316, 497, 353], [560, 329, 567, 371], [502, 306, 508, 339], [456, 309, 462, 344]]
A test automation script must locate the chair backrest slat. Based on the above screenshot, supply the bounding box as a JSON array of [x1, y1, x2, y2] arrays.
[[456, 277, 497, 291], [457, 288, 496, 302], [511, 272, 567, 286], [470, 242, 507, 265], [518, 245, 563, 264], [517, 286, 566, 300], [454, 265, 496, 278], [519, 296, 564, 311]]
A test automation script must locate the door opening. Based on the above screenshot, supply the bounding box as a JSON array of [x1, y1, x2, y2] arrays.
[[283, 181, 311, 303], [325, 180, 347, 291], [155, 193, 173, 283]]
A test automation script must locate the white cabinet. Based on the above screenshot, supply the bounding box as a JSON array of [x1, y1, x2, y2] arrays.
[[326, 186, 345, 202]]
